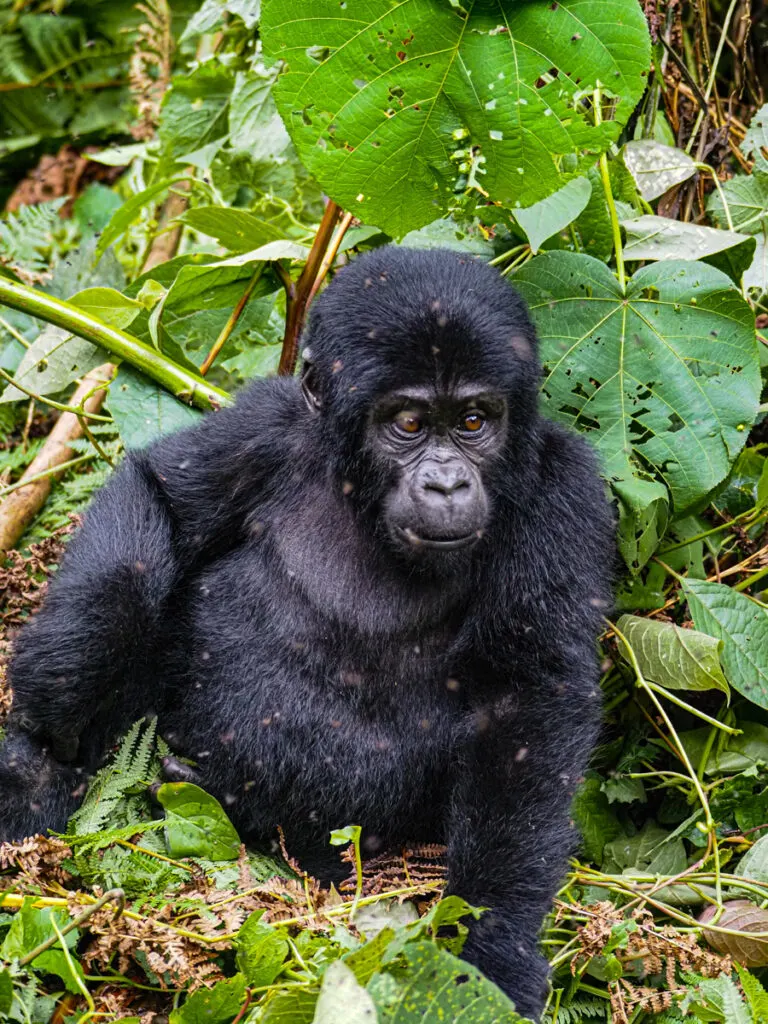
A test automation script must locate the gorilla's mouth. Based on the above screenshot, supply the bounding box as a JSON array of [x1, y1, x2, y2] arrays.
[[396, 526, 482, 551]]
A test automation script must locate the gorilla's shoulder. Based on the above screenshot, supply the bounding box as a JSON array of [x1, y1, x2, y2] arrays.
[[146, 376, 305, 464], [537, 417, 605, 493]]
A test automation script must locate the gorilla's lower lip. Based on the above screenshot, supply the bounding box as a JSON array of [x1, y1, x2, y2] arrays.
[[396, 526, 482, 550]]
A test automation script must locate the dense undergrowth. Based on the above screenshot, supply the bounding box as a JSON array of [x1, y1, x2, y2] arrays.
[[2, 0, 768, 1021]]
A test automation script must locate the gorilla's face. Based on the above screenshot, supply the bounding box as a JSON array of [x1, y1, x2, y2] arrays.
[[368, 383, 508, 556]]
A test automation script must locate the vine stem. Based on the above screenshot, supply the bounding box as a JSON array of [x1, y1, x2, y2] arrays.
[[611, 619, 723, 907], [307, 211, 355, 307], [0, 276, 230, 411], [199, 265, 266, 376], [0, 453, 96, 499], [278, 199, 343, 376], [685, 0, 740, 155], [593, 87, 626, 292]]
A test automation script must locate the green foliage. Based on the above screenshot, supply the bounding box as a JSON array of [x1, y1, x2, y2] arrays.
[[616, 614, 730, 697], [0, 200, 68, 275], [3, 2, 768, 1021], [682, 579, 768, 708], [67, 719, 164, 835], [262, 0, 651, 236], [155, 782, 242, 860], [513, 254, 760, 545]]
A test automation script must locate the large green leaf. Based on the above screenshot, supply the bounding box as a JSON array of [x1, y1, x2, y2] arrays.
[[107, 365, 202, 449], [616, 613, 729, 697], [156, 782, 241, 861], [707, 171, 768, 298], [169, 975, 247, 1024], [512, 253, 760, 514], [262, 0, 651, 236], [368, 941, 527, 1022], [623, 140, 697, 200], [514, 176, 591, 253], [314, 962, 378, 1024], [682, 578, 768, 709], [621, 215, 754, 270], [178, 207, 286, 252]]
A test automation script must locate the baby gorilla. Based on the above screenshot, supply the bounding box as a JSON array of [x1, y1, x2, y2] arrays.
[[0, 247, 613, 1018]]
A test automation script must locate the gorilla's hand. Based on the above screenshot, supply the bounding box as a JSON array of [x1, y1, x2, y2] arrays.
[[161, 755, 202, 785], [0, 731, 85, 842]]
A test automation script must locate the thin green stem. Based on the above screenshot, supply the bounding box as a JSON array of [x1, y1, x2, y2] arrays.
[[611, 619, 723, 906], [696, 163, 734, 231], [0, 453, 97, 498], [734, 561, 768, 593], [50, 917, 96, 1019], [659, 507, 767, 554], [645, 680, 737, 734], [199, 265, 265, 376], [0, 366, 112, 422], [685, 0, 739, 154], [594, 87, 625, 291], [0, 314, 29, 348], [0, 277, 230, 411]]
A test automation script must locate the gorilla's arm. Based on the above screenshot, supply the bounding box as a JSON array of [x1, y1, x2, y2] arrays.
[[448, 426, 612, 1018], [0, 378, 300, 840]]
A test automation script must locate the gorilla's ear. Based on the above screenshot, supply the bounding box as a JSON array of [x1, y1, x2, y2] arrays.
[[300, 347, 322, 412]]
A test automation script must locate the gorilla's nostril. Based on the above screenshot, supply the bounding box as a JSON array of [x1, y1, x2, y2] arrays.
[[424, 478, 469, 497]]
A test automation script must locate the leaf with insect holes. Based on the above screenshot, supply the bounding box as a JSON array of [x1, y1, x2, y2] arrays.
[[512, 253, 760, 516], [262, 0, 650, 236]]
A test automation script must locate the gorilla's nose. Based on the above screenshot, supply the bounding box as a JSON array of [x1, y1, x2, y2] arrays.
[[422, 462, 470, 499]]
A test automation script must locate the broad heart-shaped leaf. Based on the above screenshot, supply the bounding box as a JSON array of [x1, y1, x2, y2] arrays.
[[512, 253, 760, 515], [156, 782, 241, 860], [262, 0, 650, 237], [615, 613, 729, 697], [682, 578, 768, 709]]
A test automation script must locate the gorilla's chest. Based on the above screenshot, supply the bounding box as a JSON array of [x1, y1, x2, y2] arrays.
[[173, 539, 469, 749]]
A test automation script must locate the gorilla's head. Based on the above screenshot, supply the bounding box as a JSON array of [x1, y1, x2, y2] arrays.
[[300, 246, 541, 559]]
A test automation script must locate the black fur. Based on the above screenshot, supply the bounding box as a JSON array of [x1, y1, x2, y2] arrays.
[[0, 247, 613, 1018]]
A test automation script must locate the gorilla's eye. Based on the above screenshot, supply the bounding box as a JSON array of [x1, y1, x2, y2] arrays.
[[394, 411, 424, 435], [461, 412, 486, 433]]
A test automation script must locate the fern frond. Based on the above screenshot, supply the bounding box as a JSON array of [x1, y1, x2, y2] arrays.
[[552, 996, 608, 1024], [0, 199, 66, 275], [68, 718, 159, 835], [62, 817, 166, 854], [0, 32, 33, 85]]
